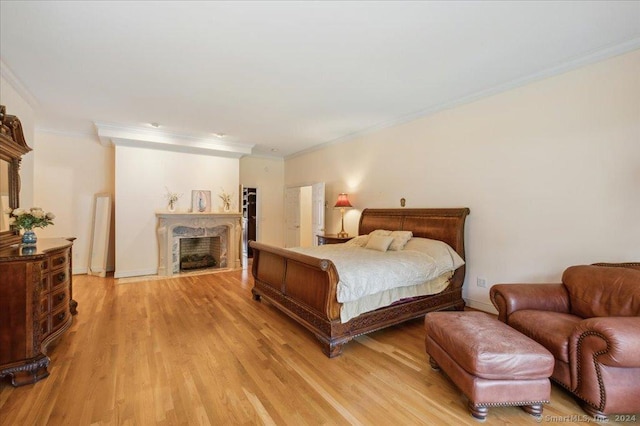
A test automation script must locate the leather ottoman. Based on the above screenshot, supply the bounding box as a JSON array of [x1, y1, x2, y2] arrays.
[[424, 311, 554, 421]]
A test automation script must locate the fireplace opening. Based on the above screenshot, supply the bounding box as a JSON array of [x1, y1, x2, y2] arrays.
[[179, 236, 221, 272]]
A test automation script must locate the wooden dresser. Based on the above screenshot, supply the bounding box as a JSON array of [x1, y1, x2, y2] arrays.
[[0, 238, 77, 386]]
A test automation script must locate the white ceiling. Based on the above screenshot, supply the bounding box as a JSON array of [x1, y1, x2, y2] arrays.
[[1, 1, 639, 158]]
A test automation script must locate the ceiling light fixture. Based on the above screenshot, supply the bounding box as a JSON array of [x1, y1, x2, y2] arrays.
[[213, 132, 226, 138], [150, 122, 160, 128]]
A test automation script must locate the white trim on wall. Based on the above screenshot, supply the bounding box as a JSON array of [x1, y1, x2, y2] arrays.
[[286, 38, 640, 161], [0, 60, 39, 108]]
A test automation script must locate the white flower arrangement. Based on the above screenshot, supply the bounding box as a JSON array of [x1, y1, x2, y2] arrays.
[[7, 207, 55, 231], [165, 188, 181, 203], [165, 187, 182, 209], [219, 188, 232, 210]]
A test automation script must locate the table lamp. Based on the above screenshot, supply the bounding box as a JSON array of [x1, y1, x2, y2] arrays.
[[334, 193, 352, 238]]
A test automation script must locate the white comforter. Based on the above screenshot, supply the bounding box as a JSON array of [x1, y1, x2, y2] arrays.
[[289, 244, 453, 303]]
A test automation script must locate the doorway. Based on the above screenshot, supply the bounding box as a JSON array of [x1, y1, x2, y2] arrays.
[[242, 187, 257, 258], [285, 182, 325, 248]]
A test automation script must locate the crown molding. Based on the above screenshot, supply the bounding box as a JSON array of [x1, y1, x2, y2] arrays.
[[286, 39, 640, 161], [35, 126, 97, 139], [0, 60, 39, 109], [94, 122, 254, 158], [241, 153, 286, 161]]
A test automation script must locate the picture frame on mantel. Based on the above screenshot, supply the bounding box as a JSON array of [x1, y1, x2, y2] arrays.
[[191, 190, 211, 213]]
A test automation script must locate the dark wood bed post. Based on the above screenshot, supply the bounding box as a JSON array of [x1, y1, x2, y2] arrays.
[[250, 208, 470, 357]]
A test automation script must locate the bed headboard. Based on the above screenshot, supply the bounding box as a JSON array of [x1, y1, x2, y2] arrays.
[[358, 208, 470, 259]]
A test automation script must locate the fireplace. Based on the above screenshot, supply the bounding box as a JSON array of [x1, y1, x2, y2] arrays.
[[180, 236, 220, 271], [156, 212, 242, 276]]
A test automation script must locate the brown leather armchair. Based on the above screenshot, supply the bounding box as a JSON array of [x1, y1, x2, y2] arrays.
[[490, 263, 640, 419]]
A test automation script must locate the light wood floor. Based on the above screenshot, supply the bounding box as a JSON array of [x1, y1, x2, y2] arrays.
[[0, 269, 625, 425]]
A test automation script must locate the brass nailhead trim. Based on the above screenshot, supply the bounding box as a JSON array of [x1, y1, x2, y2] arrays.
[[472, 400, 549, 408], [575, 330, 608, 412]]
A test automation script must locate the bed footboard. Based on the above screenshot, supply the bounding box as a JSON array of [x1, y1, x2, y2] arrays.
[[250, 241, 346, 356]]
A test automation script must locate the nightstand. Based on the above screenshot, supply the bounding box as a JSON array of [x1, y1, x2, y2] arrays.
[[316, 234, 354, 245]]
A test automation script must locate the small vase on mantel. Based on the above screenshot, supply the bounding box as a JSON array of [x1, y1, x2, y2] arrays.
[[168, 200, 176, 212], [22, 229, 37, 246]]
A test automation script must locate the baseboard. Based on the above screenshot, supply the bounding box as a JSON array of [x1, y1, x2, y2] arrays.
[[73, 264, 114, 275], [463, 298, 497, 314], [114, 268, 158, 279]]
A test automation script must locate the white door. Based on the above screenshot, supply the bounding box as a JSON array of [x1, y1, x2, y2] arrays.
[[311, 182, 325, 246], [284, 187, 301, 247]]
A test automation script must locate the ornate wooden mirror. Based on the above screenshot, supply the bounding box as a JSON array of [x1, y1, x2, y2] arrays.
[[0, 105, 32, 249]]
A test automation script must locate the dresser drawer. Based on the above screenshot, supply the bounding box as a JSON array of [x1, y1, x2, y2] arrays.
[[50, 287, 69, 311], [40, 316, 51, 337], [49, 250, 69, 270], [40, 296, 49, 315], [50, 269, 69, 291], [51, 306, 70, 332], [41, 258, 50, 274], [40, 273, 51, 293]]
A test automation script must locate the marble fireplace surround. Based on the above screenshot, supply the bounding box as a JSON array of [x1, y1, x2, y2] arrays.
[[156, 212, 242, 276]]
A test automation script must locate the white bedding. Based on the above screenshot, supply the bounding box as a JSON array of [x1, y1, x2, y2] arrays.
[[289, 238, 464, 322], [340, 271, 452, 323]]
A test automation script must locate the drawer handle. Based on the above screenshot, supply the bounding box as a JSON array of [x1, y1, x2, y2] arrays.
[[57, 312, 66, 321], [57, 293, 66, 301], [56, 272, 66, 283], [54, 257, 66, 266]]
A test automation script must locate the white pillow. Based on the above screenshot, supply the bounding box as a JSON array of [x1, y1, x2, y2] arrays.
[[344, 235, 369, 247], [365, 235, 394, 252], [403, 237, 465, 274], [388, 230, 413, 251], [369, 229, 392, 237]]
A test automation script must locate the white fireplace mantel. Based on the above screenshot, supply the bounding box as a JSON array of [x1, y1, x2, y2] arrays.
[[156, 212, 242, 276]]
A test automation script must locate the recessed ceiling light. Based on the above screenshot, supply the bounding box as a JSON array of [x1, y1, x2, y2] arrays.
[[270, 148, 279, 152], [213, 132, 226, 138]]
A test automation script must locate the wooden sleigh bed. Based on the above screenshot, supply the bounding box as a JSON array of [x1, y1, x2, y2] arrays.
[[249, 208, 470, 357]]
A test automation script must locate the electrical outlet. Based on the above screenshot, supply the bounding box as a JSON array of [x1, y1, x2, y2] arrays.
[[477, 278, 487, 288]]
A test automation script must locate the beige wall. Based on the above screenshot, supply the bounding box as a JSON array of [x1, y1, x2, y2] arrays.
[[285, 49, 640, 312], [114, 145, 240, 278], [299, 185, 313, 247], [239, 156, 285, 246], [2, 70, 115, 273], [33, 131, 115, 273]]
